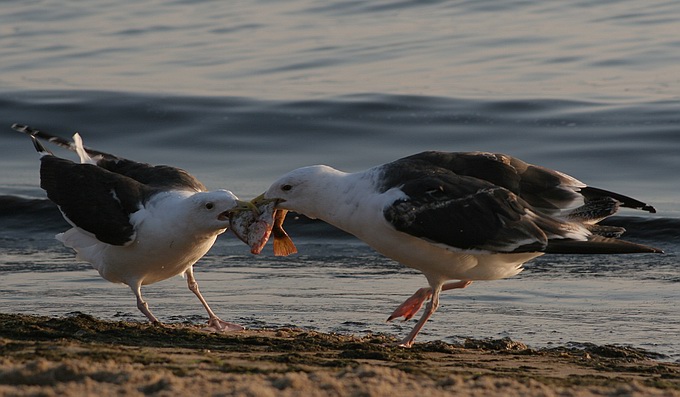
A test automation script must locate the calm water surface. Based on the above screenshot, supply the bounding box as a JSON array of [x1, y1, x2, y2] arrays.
[[2, 0, 680, 101], [0, 0, 678, 360]]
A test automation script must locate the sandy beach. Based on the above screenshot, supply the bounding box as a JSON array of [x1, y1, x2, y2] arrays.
[[0, 313, 678, 397]]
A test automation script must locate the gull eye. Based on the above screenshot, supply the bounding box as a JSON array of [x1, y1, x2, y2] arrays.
[[205, 202, 214, 210], [282, 184, 292, 192]]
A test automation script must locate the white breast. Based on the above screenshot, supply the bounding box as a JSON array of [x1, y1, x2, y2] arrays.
[[321, 181, 541, 284], [58, 191, 223, 286]]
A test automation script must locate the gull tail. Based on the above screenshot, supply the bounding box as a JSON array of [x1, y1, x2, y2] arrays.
[[11, 123, 117, 160], [545, 235, 663, 254]]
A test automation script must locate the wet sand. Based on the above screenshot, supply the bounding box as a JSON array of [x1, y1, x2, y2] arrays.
[[1, 313, 678, 396]]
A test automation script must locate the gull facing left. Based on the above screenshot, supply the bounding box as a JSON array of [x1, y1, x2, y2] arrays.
[[12, 124, 250, 331], [258, 151, 663, 347]]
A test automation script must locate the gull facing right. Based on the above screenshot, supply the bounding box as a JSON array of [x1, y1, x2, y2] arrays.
[[12, 124, 252, 331]]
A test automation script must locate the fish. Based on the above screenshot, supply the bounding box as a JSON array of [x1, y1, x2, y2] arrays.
[[271, 209, 297, 256], [230, 201, 275, 254], [229, 202, 297, 256]]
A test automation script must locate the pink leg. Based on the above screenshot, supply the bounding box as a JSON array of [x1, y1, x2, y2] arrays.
[[186, 267, 244, 332], [397, 282, 444, 348], [387, 280, 472, 322], [131, 282, 161, 324]]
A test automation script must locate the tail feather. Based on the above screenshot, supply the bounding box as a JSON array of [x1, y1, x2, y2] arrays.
[[546, 235, 663, 254]]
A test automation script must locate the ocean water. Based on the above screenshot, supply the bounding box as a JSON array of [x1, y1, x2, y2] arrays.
[[1, 1, 679, 360]]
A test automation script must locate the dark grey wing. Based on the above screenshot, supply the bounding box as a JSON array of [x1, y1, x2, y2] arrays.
[[39, 155, 155, 246], [96, 158, 207, 192], [400, 151, 656, 215], [504, 156, 656, 214], [397, 151, 583, 214], [382, 170, 574, 253], [12, 124, 116, 158], [13, 124, 207, 192], [380, 156, 660, 254]]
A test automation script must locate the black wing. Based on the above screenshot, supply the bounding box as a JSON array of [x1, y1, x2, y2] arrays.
[[95, 158, 207, 192], [39, 155, 155, 246], [380, 155, 660, 254], [13, 123, 207, 192], [397, 151, 656, 215], [381, 164, 571, 253]]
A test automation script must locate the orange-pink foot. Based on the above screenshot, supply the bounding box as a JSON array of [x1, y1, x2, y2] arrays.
[[387, 287, 431, 322], [387, 280, 472, 322]]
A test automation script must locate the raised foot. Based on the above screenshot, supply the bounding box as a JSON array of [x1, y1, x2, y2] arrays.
[[387, 287, 431, 322], [204, 317, 245, 332], [388, 281, 473, 322]]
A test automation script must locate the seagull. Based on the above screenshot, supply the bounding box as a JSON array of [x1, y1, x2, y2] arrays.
[[12, 123, 252, 331], [257, 151, 662, 347]]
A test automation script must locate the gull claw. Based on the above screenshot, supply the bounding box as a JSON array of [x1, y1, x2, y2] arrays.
[[396, 339, 415, 348], [204, 317, 245, 332]]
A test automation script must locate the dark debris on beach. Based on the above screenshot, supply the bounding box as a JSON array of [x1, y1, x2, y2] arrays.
[[0, 311, 679, 397]]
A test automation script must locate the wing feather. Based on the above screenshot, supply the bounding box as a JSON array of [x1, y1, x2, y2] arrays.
[[96, 158, 207, 192], [397, 151, 656, 216], [380, 152, 659, 254], [39, 155, 153, 246], [382, 171, 581, 253], [13, 124, 206, 192]]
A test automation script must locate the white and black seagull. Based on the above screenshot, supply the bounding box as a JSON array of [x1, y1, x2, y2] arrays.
[[12, 123, 251, 331], [258, 151, 663, 347]]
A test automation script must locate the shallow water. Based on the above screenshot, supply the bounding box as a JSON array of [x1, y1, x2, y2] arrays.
[[1, 0, 679, 361], [1, 202, 678, 360]]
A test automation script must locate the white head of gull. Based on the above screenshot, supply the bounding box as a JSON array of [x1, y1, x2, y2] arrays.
[[261, 151, 662, 347], [12, 123, 250, 332]]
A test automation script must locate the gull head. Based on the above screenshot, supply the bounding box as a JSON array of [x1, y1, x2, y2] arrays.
[[188, 189, 251, 231], [257, 165, 342, 218]]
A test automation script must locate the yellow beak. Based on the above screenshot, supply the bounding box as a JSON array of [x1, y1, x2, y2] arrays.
[[251, 193, 278, 206], [230, 199, 260, 215]]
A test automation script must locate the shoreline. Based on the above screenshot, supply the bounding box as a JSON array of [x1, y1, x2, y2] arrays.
[[1, 313, 678, 396]]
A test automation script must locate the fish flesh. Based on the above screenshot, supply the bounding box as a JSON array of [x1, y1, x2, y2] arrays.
[[230, 202, 297, 256], [230, 201, 274, 254]]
